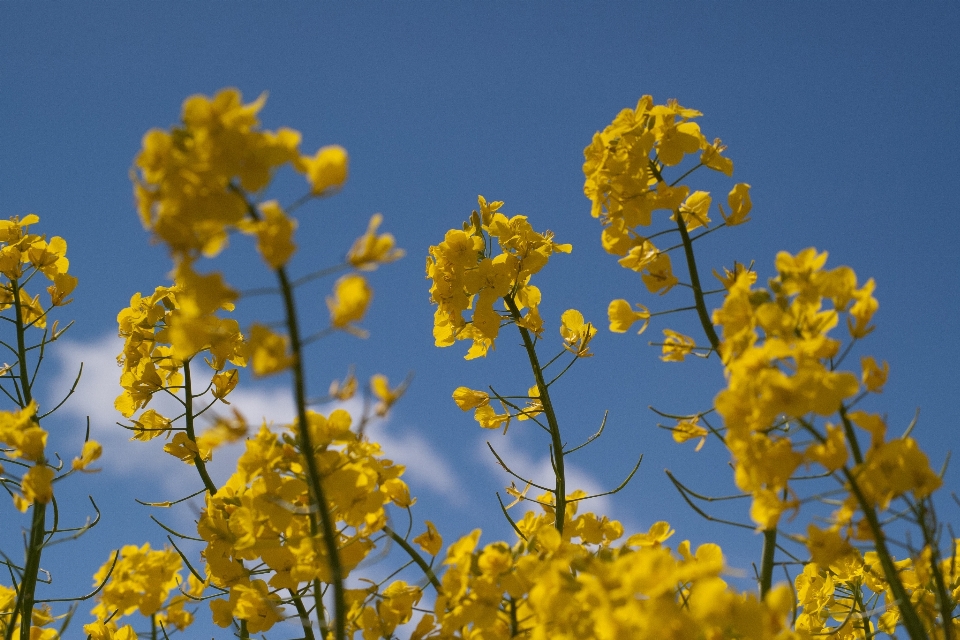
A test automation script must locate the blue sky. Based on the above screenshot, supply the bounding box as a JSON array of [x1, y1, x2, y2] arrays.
[[2, 2, 959, 636]]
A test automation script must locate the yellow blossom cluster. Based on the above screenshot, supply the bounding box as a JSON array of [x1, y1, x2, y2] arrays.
[[426, 196, 571, 359], [0, 402, 51, 512], [115, 281, 246, 460], [712, 248, 941, 530], [583, 97, 751, 332], [197, 409, 412, 633], [0, 214, 77, 314], [402, 495, 807, 640], [87, 543, 203, 635], [0, 215, 87, 517], [133, 88, 344, 261], [795, 539, 960, 638]]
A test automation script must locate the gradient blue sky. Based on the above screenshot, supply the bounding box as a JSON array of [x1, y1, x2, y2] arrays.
[[2, 3, 959, 636]]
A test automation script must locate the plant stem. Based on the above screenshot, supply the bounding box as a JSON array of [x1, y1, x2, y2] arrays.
[[11, 278, 46, 640], [383, 525, 442, 592], [674, 211, 779, 598], [182, 359, 218, 495], [237, 187, 345, 639], [674, 212, 721, 352], [502, 295, 566, 533], [843, 468, 928, 640], [276, 264, 346, 640]]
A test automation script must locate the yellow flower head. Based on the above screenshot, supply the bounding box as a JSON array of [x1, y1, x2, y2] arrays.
[[559, 309, 597, 357], [327, 274, 372, 332], [348, 213, 405, 271], [305, 145, 349, 195]]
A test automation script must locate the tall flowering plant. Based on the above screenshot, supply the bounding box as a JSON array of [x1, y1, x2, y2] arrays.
[[0, 89, 955, 640]]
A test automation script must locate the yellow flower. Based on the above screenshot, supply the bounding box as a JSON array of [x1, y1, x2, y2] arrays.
[[239, 200, 297, 270], [372, 373, 405, 416], [805, 524, 857, 568], [559, 309, 597, 357], [700, 137, 734, 176], [848, 410, 886, 450], [211, 369, 239, 400], [856, 437, 942, 508], [672, 418, 708, 451], [474, 403, 510, 432], [660, 329, 696, 362], [641, 252, 679, 295], [130, 409, 172, 442], [413, 521, 443, 556], [847, 278, 878, 338], [860, 355, 888, 393], [517, 384, 543, 421], [712, 261, 755, 290], [327, 273, 372, 331], [452, 386, 489, 410], [245, 323, 294, 376], [720, 183, 752, 226], [17, 464, 54, 511], [626, 521, 675, 548], [47, 272, 78, 306], [804, 422, 848, 472], [72, 440, 103, 472], [305, 144, 348, 195], [348, 213, 405, 270], [617, 238, 659, 273], [676, 190, 712, 230], [163, 431, 203, 463], [328, 369, 358, 400], [607, 299, 650, 334]]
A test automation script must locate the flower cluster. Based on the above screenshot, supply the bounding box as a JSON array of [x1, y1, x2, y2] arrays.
[[582, 96, 750, 332], [795, 540, 960, 638], [408, 496, 805, 640], [87, 543, 203, 637], [115, 281, 246, 463], [711, 248, 941, 529], [426, 196, 571, 359], [0, 215, 85, 516], [197, 409, 412, 633], [133, 88, 344, 261]]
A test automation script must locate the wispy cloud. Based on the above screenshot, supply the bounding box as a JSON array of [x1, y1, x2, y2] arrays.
[[475, 432, 615, 519], [44, 334, 464, 505], [43, 333, 295, 496]]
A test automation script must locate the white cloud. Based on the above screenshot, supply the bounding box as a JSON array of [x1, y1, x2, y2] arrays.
[[44, 334, 463, 505], [476, 432, 615, 519], [43, 333, 293, 494]]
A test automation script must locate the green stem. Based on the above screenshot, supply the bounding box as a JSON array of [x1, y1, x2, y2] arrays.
[[502, 295, 566, 533], [10, 278, 46, 640], [853, 583, 874, 640], [236, 186, 345, 639], [758, 529, 776, 599], [277, 264, 345, 640], [842, 468, 928, 640], [182, 359, 218, 495], [288, 591, 317, 640], [839, 405, 864, 466], [674, 213, 721, 352], [382, 525, 442, 593]]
